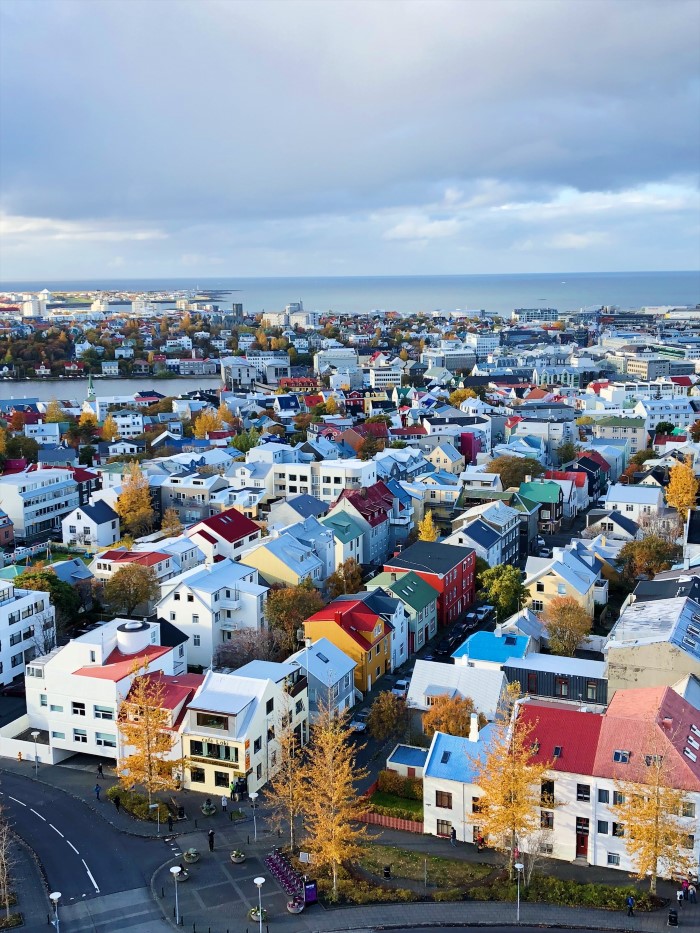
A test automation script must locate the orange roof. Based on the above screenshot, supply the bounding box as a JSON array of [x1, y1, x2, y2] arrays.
[[73, 645, 171, 681], [124, 671, 204, 710]]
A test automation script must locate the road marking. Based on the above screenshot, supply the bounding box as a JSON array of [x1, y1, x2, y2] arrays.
[[49, 824, 64, 838], [30, 808, 46, 821], [8, 796, 25, 806], [67, 840, 79, 854], [82, 858, 100, 893]]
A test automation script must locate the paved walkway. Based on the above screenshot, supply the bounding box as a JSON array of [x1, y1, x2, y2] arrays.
[[10, 833, 51, 933]]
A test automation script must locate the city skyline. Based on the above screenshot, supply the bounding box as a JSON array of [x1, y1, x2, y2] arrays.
[[1, 0, 699, 279]]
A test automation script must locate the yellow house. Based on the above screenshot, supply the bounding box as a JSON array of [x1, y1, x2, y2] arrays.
[[304, 597, 392, 694], [239, 535, 324, 587], [524, 548, 597, 619]]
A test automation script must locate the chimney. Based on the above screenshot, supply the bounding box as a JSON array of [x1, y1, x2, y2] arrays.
[[493, 628, 502, 638], [525, 474, 532, 483], [334, 610, 342, 624], [469, 712, 480, 742]]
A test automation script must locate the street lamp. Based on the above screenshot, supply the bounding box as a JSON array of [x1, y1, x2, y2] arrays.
[[514, 861, 524, 924], [49, 891, 61, 931], [250, 791, 259, 841], [170, 866, 181, 926], [31, 731, 39, 777], [149, 802, 160, 835], [253, 876, 265, 933]]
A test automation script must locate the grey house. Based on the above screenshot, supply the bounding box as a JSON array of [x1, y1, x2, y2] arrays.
[[286, 636, 356, 720]]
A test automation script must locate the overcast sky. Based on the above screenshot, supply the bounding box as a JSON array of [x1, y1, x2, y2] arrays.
[[1, 0, 699, 280]]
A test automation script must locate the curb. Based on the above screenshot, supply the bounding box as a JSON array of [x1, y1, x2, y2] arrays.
[[149, 854, 182, 931]]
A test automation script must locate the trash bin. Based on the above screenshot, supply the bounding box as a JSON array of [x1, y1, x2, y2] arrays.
[[383, 865, 391, 880], [668, 907, 679, 926], [177, 806, 185, 820]]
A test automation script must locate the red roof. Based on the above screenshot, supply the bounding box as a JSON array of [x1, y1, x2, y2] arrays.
[[654, 434, 686, 445], [71, 467, 98, 483], [74, 644, 171, 681], [391, 425, 427, 437], [545, 469, 587, 489], [581, 449, 611, 472], [519, 703, 602, 776], [670, 376, 693, 387], [587, 380, 610, 394], [100, 549, 170, 567], [355, 422, 390, 439], [304, 395, 324, 408], [190, 507, 259, 544], [335, 481, 394, 527], [125, 671, 204, 714], [307, 598, 388, 649]]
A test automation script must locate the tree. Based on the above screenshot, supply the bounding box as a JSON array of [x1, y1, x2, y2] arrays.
[[0, 428, 6, 457], [5, 435, 38, 462], [471, 696, 551, 877], [654, 421, 675, 436], [630, 448, 656, 468], [486, 456, 544, 490], [325, 396, 338, 415], [358, 434, 382, 460], [690, 420, 700, 443], [230, 427, 260, 453], [265, 580, 325, 652], [217, 401, 236, 427], [79, 445, 96, 467], [449, 388, 477, 408], [213, 628, 285, 668], [15, 567, 79, 635], [193, 408, 224, 439], [618, 535, 681, 582], [478, 564, 527, 621], [556, 440, 580, 465], [299, 697, 367, 898], [115, 462, 154, 536], [8, 411, 25, 432], [665, 456, 699, 521], [367, 691, 408, 743], [0, 804, 15, 922], [264, 692, 305, 850], [542, 596, 592, 656], [417, 509, 439, 542], [44, 398, 65, 423], [117, 665, 184, 804], [101, 413, 120, 441], [104, 564, 160, 615], [575, 415, 595, 426], [422, 694, 486, 739], [610, 732, 695, 893], [160, 507, 183, 537], [326, 558, 363, 599]]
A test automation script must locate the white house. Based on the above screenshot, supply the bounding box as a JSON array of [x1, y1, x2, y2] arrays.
[[186, 508, 262, 563], [603, 483, 664, 523], [0, 469, 79, 542], [61, 501, 120, 549], [0, 583, 55, 688], [407, 659, 507, 722], [109, 410, 144, 438]]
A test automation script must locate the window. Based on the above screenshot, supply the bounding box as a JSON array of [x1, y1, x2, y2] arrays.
[[541, 780, 554, 806], [435, 791, 452, 809], [471, 796, 481, 813], [190, 767, 205, 784], [598, 789, 609, 804], [586, 682, 597, 701], [50, 704, 63, 712], [187, 594, 194, 602], [597, 820, 609, 835], [557, 584, 566, 595], [644, 754, 663, 767], [541, 811, 554, 829], [72, 702, 86, 716], [253, 737, 262, 753], [527, 673, 538, 693], [612, 822, 624, 837], [94, 705, 114, 721], [192, 614, 199, 625], [174, 593, 181, 601], [196, 713, 228, 730], [536, 582, 545, 593], [684, 834, 695, 850], [576, 784, 590, 802], [214, 771, 229, 788], [607, 853, 620, 866], [436, 819, 452, 837], [681, 802, 696, 819], [51, 731, 65, 740], [256, 763, 262, 780], [266, 698, 274, 715], [73, 729, 87, 744], [193, 635, 201, 647], [190, 740, 203, 756], [613, 791, 625, 805], [40, 695, 47, 707], [612, 749, 630, 763], [95, 732, 116, 748], [170, 612, 176, 622], [295, 699, 304, 714], [531, 600, 544, 612], [555, 677, 569, 698]]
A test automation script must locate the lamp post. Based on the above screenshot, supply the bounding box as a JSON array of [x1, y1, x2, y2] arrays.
[[149, 802, 160, 835], [49, 891, 61, 931], [250, 791, 259, 841], [514, 861, 524, 924], [253, 876, 265, 933], [170, 866, 181, 925], [31, 731, 39, 777]]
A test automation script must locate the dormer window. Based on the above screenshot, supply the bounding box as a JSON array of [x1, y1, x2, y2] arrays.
[[613, 749, 630, 763], [553, 746, 562, 758]]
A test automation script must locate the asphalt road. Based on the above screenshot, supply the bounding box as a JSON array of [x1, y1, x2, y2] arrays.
[[388, 929, 606, 933], [0, 771, 165, 905]]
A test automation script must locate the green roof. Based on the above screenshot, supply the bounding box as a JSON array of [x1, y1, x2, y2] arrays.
[[518, 480, 562, 505], [320, 511, 364, 544], [596, 417, 645, 427], [366, 570, 438, 612]]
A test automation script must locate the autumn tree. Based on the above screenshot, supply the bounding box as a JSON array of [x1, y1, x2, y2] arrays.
[[418, 509, 439, 542], [478, 564, 528, 621], [618, 535, 680, 583], [266, 580, 325, 652], [422, 694, 486, 739], [358, 434, 383, 460], [486, 456, 544, 490], [264, 693, 305, 850], [193, 408, 224, 439], [471, 696, 551, 878], [556, 441, 580, 465], [101, 413, 119, 441], [115, 462, 154, 536], [44, 398, 65, 423], [0, 428, 6, 457], [118, 666, 184, 804], [665, 456, 699, 521], [449, 388, 477, 408], [326, 558, 363, 599], [0, 804, 15, 922], [299, 697, 368, 898], [325, 396, 339, 415], [610, 733, 695, 893], [367, 691, 409, 743], [542, 596, 592, 656], [15, 567, 79, 635], [690, 420, 700, 443], [213, 627, 285, 668], [230, 427, 260, 453], [160, 507, 183, 537], [104, 564, 160, 615], [217, 401, 236, 426]]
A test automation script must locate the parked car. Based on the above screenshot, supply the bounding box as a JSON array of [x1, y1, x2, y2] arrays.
[[537, 547, 553, 558], [475, 605, 494, 622], [349, 709, 369, 732], [465, 612, 478, 629], [392, 679, 409, 698]]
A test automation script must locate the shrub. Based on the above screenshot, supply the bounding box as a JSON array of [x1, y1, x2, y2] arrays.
[[522, 876, 657, 911], [367, 791, 423, 820], [378, 769, 423, 801], [106, 785, 169, 822], [317, 878, 417, 905], [433, 888, 463, 902], [369, 803, 424, 822]]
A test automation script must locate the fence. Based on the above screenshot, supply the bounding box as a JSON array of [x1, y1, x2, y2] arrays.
[[357, 810, 424, 833]]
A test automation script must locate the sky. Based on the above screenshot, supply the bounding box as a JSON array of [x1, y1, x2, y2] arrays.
[[1, 0, 699, 280]]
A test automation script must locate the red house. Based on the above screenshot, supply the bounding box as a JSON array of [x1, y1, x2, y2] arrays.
[[383, 540, 476, 627]]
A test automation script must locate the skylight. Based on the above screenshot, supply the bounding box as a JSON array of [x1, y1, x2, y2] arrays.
[[613, 750, 630, 763], [316, 652, 329, 664], [553, 746, 562, 757], [441, 751, 451, 764]]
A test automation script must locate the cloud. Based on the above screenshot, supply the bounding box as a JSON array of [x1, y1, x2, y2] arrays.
[[0, 213, 167, 243], [384, 216, 462, 241]]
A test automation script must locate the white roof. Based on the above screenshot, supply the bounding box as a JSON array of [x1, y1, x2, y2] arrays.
[[604, 483, 662, 504], [504, 653, 606, 678], [286, 637, 356, 681], [407, 659, 506, 720]]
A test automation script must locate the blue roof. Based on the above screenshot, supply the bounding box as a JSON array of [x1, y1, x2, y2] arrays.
[[387, 745, 429, 768], [460, 518, 500, 551], [424, 726, 495, 783], [452, 631, 529, 663]]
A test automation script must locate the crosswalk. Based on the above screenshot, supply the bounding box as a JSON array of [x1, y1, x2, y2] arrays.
[[57, 887, 166, 933]]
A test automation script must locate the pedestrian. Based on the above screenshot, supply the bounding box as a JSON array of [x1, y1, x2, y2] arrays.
[[450, 827, 457, 847], [97, 762, 103, 779], [113, 793, 121, 813], [94, 783, 101, 801], [208, 829, 215, 852], [626, 894, 635, 917], [689, 882, 697, 904], [221, 795, 228, 814], [167, 814, 174, 833], [677, 889, 684, 908], [229, 780, 235, 800], [477, 834, 484, 851], [682, 878, 689, 900]]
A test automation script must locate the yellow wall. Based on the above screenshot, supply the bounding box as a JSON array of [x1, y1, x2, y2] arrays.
[[240, 548, 302, 587], [526, 570, 594, 617], [304, 618, 390, 693]]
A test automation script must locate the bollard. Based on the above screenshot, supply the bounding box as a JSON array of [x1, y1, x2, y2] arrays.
[[229, 811, 232, 821], [194, 819, 198, 829], [173, 907, 176, 918], [161, 887, 164, 898], [247, 835, 250, 845]]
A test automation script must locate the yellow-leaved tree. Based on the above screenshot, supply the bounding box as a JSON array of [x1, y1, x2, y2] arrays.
[[44, 398, 65, 423], [665, 455, 699, 521], [264, 692, 306, 850], [300, 696, 368, 898], [542, 596, 592, 657], [418, 509, 439, 542], [78, 410, 98, 430], [101, 413, 120, 441], [217, 402, 236, 427], [0, 428, 6, 457], [115, 461, 154, 537], [193, 408, 224, 439], [161, 507, 183, 537], [471, 686, 552, 877], [422, 694, 486, 738], [117, 664, 185, 804], [325, 396, 338, 415]]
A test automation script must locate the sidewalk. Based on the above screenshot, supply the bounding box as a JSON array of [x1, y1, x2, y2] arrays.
[[11, 832, 52, 933]]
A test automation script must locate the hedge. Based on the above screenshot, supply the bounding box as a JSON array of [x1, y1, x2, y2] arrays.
[[377, 769, 423, 801], [106, 785, 169, 821]]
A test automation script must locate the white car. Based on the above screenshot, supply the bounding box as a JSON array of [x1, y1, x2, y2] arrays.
[[391, 679, 409, 698], [349, 717, 367, 733]]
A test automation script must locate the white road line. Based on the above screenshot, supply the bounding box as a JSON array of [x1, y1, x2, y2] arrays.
[[30, 808, 46, 821], [82, 859, 100, 894], [49, 824, 64, 838], [67, 840, 79, 855], [8, 796, 25, 806]]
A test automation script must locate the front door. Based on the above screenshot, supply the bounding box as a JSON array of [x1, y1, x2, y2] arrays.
[[575, 817, 589, 857]]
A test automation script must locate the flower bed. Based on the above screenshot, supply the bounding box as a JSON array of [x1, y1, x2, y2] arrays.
[[105, 786, 169, 822]]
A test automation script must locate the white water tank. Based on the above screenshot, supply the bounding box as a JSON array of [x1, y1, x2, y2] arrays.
[[116, 620, 152, 655]]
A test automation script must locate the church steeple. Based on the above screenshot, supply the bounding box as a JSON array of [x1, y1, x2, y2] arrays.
[[87, 372, 95, 402]]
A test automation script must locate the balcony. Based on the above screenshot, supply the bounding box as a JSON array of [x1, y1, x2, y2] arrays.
[[288, 675, 308, 699], [594, 579, 609, 605]]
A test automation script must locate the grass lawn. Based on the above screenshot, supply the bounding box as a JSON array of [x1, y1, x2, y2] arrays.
[[358, 844, 492, 888], [368, 791, 423, 817]]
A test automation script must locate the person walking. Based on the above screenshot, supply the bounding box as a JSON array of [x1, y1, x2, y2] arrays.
[[221, 795, 228, 814], [113, 794, 121, 813], [450, 827, 457, 847], [167, 814, 174, 833], [94, 783, 101, 801], [97, 762, 104, 779], [688, 882, 697, 904], [208, 829, 215, 852], [229, 780, 235, 801], [682, 878, 689, 900], [677, 889, 684, 908], [626, 894, 635, 917]]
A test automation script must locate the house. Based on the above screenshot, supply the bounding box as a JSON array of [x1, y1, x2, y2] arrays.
[[386, 744, 428, 779], [406, 659, 507, 722], [443, 518, 501, 566], [278, 517, 335, 582], [160, 471, 229, 524], [320, 511, 366, 568], [383, 541, 476, 627], [0, 469, 79, 542], [603, 483, 664, 523], [451, 501, 520, 568], [426, 442, 465, 475], [187, 508, 262, 563], [571, 455, 604, 503], [61, 501, 120, 549], [545, 470, 590, 512], [267, 494, 328, 529], [157, 559, 267, 669], [336, 588, 409, 672], [49, 558, 95, 611], [592, 417, 647, 458], [452, 630, 531, 670], [24, 422, 61, 446], [240, 533, 324, 588], [524, 545, 600, 618], [329, 481, 396, 566], [0, 582, 55, 687], [101, 361, 119, 376], [0, 508, 14, 549], [503, 654, 608, 705], [304, 596, 394, 696], [518, 480, 564, 535], [180, 661, 308, 795], [286, 637, 356, 720], [365, 570, 439, 654], [495, 607, 547, 652], [585, 509, 642, 542]]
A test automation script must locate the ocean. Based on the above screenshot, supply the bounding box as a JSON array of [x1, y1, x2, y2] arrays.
[[1, 271, 699, 317]]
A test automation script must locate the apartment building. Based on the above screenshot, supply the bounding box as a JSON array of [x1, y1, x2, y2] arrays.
[[109, 410, 145, 438], [268, 457, 377, 504], [160, 470, 229, 524], [0, 469, 79, 542], [0, 584, 55, 687]]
